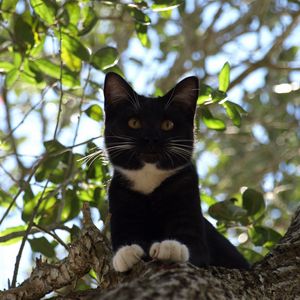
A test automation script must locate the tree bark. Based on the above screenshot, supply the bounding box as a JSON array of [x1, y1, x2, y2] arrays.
[[66, 206, 300, 300], [1, 206, 300, 300]]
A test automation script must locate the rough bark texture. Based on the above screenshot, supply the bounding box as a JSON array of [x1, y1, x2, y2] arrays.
[[1, 205, 300, 300]]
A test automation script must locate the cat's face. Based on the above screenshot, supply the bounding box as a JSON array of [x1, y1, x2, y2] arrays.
[[103, 72, 198, 170]]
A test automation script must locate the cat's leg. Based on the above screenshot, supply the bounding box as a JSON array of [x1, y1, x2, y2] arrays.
[[149, 240, 189, 263], [112, 244, 145, 272]]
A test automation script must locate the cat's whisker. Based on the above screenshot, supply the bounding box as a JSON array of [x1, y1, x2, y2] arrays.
[[105, 135, 136, 141], [166, 137, 194, 142], [171, 148, 192, 158], [168, 144, 193, 153], [106, 145, 134, 151], [164, 151, 175, 168], [87, 153, 104, 167], [168, 151, 189, 161], [168, 146, 191, 161], [109, 149, 132, 160], [168, 143, 193, 149], [78, 149, 104, 164], [106, 144, 134, 148], [82, 152, 104, 165]]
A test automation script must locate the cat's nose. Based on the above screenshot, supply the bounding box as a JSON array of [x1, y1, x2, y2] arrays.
[[143, 136, 159, 145]]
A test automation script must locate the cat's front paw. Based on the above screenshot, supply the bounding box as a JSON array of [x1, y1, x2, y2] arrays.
[[149, 240, 189, 263], [112, 244, 144, 272]]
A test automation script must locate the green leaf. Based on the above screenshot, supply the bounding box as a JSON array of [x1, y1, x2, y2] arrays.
[[61, 31, 90, 61], [84, 104, 103, 121], [79, 7, 98, 36], [200, 107, 226, 131], [36, 142, 73, 184], [29, 59, 80, 87], [44, 139, 66, 154], [30, 0, 56, 25], [279, 46, 299, 61], [249, 226, 282, 247], [104, 65, 124, 77], [218, 62, 230, 92], [64, 1, 81, 27], [197, 84, 213, 105], [61, 47, 82, 72], [1, 0, 18, 12], [14, 14, 34, 49], [130, 8, 151, 25], [61, 189, 80, 222], [29, 35, 46, 58], [0, 188, 13, 206], [152, 0, 184, 11], [91, 47, 119, 71], [13, 52, 22, 68], [242, 188, 265, 217], [5, 68, 20, 88], [35, 157, 60, 182], [200, 193, 217, 206], [0, 62, 15, 72], [28, 237, 56, 257], [135, 24, 151, 48], [22, 190, 57, 222], [211, 89, 227, 102], [85, 151, 104, 180], [23, 182, 34, 202], [0, 225, 26, 245], [223, 101, 241, 127], [238, 246, 264, 264], [208, 199, 248, 222]]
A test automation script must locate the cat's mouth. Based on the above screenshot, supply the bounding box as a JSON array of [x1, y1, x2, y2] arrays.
[[140, 152, 160, 163]]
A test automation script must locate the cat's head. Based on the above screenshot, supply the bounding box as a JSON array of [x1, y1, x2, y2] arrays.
[[103, 72, 198, 170]]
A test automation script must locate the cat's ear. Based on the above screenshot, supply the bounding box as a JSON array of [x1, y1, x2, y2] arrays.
[[104, 72, 137, 108], [165, 76, 198, 112]]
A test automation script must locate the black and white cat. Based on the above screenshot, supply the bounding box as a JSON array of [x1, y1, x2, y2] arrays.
[[103, 72, 249, 272]]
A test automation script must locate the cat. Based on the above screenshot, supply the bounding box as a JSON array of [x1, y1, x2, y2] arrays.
[[103, 72, 249, 272]]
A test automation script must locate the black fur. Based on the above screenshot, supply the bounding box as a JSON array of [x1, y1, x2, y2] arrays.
[[104, 72, 249, 269]]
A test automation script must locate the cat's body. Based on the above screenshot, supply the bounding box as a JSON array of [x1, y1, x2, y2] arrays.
[[104, 72, 249, 272]]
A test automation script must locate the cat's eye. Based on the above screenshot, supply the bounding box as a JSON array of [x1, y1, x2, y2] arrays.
[[161, 120, 174, 131], [128, 117, 142, 129]]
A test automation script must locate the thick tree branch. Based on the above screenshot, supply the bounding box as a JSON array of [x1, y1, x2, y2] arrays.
[[2, 205, 299, 300], [0, 203, 116, 300]]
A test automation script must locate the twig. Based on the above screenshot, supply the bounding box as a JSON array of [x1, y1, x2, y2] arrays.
[[11, 180, 50, 288], [229, 10, 300, 89], [53, 26, 64, 139], [2, 88, 25, 173], [33, 223, 69, 250], [2, 85, 52, 143], [0, 163, 18, 184], [0, 224, 71, 243], [72, 65, 92, 146], [0, 157, 44, 226]]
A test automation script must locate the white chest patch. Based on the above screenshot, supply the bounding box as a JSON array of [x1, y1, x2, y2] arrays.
[[116, 163, 176, 194]]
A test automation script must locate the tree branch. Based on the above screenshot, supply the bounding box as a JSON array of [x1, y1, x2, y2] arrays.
[[0, 203, 116, 300], [2, 204, 300, 300]]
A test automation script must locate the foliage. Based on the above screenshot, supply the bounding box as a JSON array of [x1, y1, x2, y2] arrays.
[[0, 0, 299, 293]]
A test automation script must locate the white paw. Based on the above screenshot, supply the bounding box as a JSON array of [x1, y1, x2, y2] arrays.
[[112, 244, 144, 272], [149, 240, 189, 263]]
